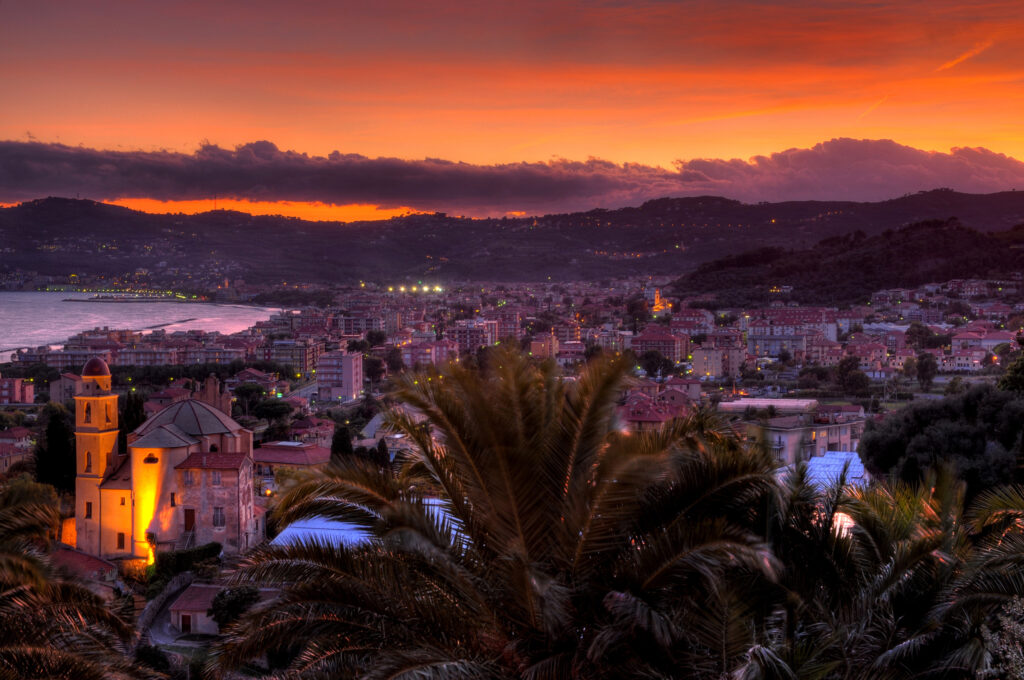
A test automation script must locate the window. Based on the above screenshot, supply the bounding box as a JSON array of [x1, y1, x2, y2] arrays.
[[120, 496, 125, 506], [83, 404, 91, 424], [117, 533, 125, 550], [85, 502, 92, 519], [211, 470, 222, 487], [170, 492, 176, 507], [84, 451, 92, 472], [183, 470, 194, 487], [105, 404, 113, 424], [212, 507, 226, 528]]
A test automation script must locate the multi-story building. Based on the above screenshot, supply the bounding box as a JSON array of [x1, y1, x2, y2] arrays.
[[691, 346, 745, 379], [117, 347, 181, 366], [448, 319, 498, 353], [401, 340, 458, 368], [0, 375, 33, 404], [263, 339, 324, 376], [732, 402, 866, 466], [632, 327, 688, 363], [317, 351, 363, 402]]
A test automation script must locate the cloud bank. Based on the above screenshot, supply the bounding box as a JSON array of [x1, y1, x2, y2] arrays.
[[3, 138, 1024, 217]]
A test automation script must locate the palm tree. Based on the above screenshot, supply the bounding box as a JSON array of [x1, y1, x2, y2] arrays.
[[0, 476, 157, 680], [738, 464, 1024, 680], [211, 350, 781, 678]]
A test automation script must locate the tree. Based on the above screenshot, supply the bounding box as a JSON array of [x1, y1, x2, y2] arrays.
[[916, 352, 938, 390], [212, 350, 780, 678], [374, 438, 390, 467], [999, 354, 1024, 393], [844, 369, 871, 396], [945, 375, 967, 395], [638, 349, 673, 378], [749, 464, 1024, 679], [859, 384, 1024, 497], [253, 399, 293, 423], [346, 339, 370, 353], [365, 330, 387, 347], [0, 474, 148, 678], [905, 321, 933, 349], [233, 382, 265, 416], [901, 355, 918, 381], [385, 346, 404, 374], [363, 356, 386, 385], [33, 403, 75, 494], [209, 586, 261, 629], [330, 425, 353, 459], [835, 355, 860, 392], [117, 391, 146, 453]]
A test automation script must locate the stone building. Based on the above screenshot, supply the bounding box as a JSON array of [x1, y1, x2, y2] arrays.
[[74, 357, 262, 561]]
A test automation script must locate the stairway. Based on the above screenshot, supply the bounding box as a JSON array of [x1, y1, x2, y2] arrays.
[[174, 530, 195, 552]]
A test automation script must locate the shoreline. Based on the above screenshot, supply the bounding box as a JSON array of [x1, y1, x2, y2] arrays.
[[0, 293, 279, 354]]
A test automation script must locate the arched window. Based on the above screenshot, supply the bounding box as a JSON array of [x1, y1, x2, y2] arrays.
[[83, 404, 92, 424], [84, 451, 92, 472], [105, 404, 113, 424]]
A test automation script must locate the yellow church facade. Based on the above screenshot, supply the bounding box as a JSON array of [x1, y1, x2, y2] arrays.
[[74, 357, 263, 561]]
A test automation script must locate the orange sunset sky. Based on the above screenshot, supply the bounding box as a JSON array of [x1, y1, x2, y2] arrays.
[[2, 0, 1024, 220]]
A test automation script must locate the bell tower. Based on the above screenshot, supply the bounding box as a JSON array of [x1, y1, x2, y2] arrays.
[[74, 356, 120, 556]]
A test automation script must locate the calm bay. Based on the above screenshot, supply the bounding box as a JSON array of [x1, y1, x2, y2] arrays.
[[0, 292, 279, 355]]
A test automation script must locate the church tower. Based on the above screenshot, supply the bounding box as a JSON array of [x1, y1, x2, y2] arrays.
[[74, 356, 120, 555]]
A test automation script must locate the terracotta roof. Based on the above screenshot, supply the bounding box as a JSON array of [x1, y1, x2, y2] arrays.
[[51, 547, 117, 579], [169, 584, 222, 613], [0, 427, 31, 440], [99, 456, 132, 489], [254, 442, 331, 466], [82, 356, 111, 377], [176, 452, 248, 469]]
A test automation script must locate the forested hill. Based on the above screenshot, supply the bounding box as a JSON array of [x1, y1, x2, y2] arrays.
[[670, 219, 1024, 307], [4, 190, 1024, 283]]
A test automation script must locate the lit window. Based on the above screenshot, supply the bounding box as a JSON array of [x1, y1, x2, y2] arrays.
[[213, 507, 226, 528]]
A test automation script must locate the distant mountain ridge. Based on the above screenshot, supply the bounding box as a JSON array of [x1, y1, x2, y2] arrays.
[[3, 190, 1024, 284], [669, 218, 1024, 307]]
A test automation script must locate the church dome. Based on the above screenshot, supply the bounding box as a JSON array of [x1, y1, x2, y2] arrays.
[[134, 399, 241, 438], [81, 356, 111, 377]]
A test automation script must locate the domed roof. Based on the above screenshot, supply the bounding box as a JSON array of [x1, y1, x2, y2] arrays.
[[134, 399, 241, 438], [82, 356, 111, 377]]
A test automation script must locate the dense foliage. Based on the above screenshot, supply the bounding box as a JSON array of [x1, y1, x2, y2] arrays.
[[0, 475, 156, 679], [672, 219, 1024, 307], [860, 384, 1024, 496], [211, 354, 1024, 679]]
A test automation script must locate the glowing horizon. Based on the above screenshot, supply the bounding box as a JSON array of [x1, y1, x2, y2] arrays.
[[4, 1, 1024, 213]]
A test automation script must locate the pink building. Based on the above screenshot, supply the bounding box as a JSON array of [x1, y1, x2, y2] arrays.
[[401, 340, 459, 368], [0, 376, 33, 404], [633, 327, 688, 363], [317, 351, 363, 403]]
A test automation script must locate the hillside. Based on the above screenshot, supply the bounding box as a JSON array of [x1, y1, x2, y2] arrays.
[[4, 190, 1024, 284], [670, 219, 1024, 307]]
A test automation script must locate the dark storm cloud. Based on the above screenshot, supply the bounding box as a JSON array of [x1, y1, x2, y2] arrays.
[[3, 138, 1024, 216]]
